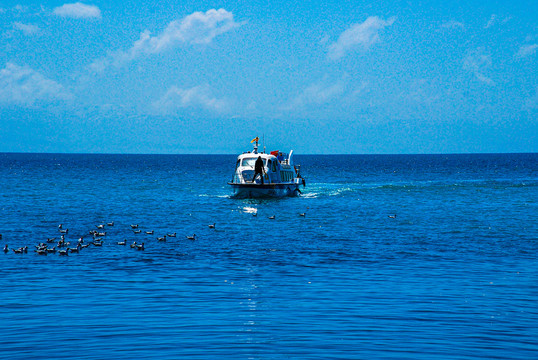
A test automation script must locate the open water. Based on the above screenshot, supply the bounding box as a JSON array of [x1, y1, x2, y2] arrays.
[[0, 153, 537, 359]]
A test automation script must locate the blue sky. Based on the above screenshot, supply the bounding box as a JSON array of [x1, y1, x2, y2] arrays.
[[1, 1, 537, 154]]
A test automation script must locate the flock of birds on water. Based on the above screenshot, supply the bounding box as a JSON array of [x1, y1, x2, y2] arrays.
[[0, 211, 321, 256], [1, 212, 399, 256], [0, 222, 202, 256]]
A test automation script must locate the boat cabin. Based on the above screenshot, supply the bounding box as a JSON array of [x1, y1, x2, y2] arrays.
[[232, 150, 300, 185]]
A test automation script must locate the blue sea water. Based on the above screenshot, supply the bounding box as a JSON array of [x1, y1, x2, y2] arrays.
[[0, 153, 537, 359]]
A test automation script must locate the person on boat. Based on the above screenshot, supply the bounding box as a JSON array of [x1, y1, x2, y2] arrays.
[[253, 156, 265, 184]]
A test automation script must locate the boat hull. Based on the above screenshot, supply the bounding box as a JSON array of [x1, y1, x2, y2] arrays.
[[228, 182, 301, 199]]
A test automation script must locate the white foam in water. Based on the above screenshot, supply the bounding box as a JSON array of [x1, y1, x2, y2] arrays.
[[242, 206, 258, 214]]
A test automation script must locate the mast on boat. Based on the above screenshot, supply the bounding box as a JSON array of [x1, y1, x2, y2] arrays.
[[251, 136, 259, 154]]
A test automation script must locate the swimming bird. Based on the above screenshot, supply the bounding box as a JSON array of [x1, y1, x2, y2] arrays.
[[96, 224, 105, 229], [186, 234, 196, 241], [157, 236, 166, 242], [46, 247, 56, 254], [299, 213, 306, 217], [47, 237, 56, 243], [130, 224, 139, 229], [36, 249, 47, 255], [130, 241, 138, 248], [167, 233, 176, 237], [388, 214, 397, 219], [12, 247, 24, 254], [136, 243, 145, 251], [36, 243, 48, 251], [59, 249, 69, 256], [146, 230, 154, 235], [133, 230, 141, 234], [107, 222, 114, 226], [3, 244, 8, 253], [208, 223, 215, 229], [268, 215, 275, 220], [117, 239, 127, 246], [68, 245, 80, 253], [96, 232, 106, 237]]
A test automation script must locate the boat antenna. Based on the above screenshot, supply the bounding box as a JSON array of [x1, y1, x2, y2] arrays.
[[263, 134, 266, 154]]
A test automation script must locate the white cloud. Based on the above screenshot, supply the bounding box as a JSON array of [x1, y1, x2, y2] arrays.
[[526, 87, 538, 110], [13, 22, 40, 35], [53, 3, 101, 19], [90, 9, 240, 71], [13, 5, 28, 13], [407, 79, 441, 104], [515, 44, 538, 58], [153, 84, 228, 113], [485, 14, 512, 29], [0, 63, 71, 106], [441, 20, 464, 30], [285, 79, 346, 111], [463, 48, 495, 86], [328, 16, 395, 60], [474, 73, 495, 86], [298, 82, 345, 106], [485, 14, 497, 29]]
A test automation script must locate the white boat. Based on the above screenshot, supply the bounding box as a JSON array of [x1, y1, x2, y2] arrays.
[[228, 137, 306, 198]]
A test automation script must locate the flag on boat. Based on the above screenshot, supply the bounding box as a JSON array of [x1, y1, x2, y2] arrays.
[[251, 137, 259, 143]]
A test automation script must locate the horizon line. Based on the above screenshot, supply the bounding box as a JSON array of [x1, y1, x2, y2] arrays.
[[1, 151, 536, 156]]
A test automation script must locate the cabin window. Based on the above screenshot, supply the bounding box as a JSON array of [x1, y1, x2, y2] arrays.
[[271, 160, 277, 172], [241, 157, 266, 167]]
